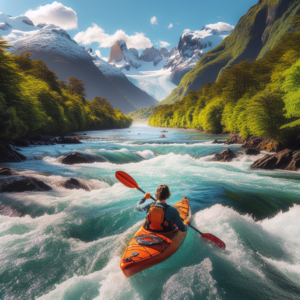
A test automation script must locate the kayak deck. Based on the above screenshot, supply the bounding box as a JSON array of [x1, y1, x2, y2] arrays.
[[120, 197, 191, 277]]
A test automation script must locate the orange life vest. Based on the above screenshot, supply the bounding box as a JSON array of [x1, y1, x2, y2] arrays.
[[145, 203, 173, 232]]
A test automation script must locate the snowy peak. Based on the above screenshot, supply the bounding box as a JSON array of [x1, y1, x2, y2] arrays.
[[164, 23, 234, 84], [107, 41, 173, 70]]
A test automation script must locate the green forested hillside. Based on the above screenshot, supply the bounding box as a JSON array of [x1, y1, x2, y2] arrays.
[[127, 106, 158, 122], [161, 0, 300, 105], [149, 22, 300, 143], [0, 40, 132, 139]]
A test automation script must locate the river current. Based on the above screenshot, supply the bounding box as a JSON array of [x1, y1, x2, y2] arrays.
[[1, 125, 300, 300]]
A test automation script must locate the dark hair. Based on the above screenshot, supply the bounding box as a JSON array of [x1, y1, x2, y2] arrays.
[[155, 185, 171, 201]]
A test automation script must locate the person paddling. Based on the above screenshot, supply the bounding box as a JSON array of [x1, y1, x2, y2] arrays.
[[136, 185, 190, 232]]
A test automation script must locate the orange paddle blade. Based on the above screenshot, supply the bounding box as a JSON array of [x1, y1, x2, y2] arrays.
[[115, 171, 139, 189], [201, 233, 226, 249]]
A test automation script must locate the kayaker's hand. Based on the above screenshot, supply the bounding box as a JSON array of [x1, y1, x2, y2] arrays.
[[184, 220, 190, 226], [144, 192, 151, 200]]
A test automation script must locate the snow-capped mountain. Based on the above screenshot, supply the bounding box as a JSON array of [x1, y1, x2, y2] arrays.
[[89, 49, 157, 109], [102, 24, 233, 100], [105, 41, 176, 101], [0, 13, 157, 113], [164, 25, 233, 84]]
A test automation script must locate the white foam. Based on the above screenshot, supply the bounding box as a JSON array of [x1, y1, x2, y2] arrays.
[[162, 258, 221, 300], [135, 150, 156, 160]]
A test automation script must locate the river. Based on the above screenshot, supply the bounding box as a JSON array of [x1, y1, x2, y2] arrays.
[[1, 125, 300, 300]]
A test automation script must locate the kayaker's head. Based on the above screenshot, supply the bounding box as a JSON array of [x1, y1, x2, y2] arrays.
[[155, 185, 171, 203]]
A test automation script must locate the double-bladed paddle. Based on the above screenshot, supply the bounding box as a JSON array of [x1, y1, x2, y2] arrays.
[[115, 170, 226, 249]]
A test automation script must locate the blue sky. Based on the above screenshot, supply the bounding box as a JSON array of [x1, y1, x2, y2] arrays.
[[1, 0, 258, 58]]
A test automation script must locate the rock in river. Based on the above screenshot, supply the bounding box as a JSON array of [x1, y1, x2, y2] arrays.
[[212, 148, 237, 162], [61, 178, 91, 191], [0, 176, 52, 193], [251, 149, 293, 170], [56, 151, 97, 165]]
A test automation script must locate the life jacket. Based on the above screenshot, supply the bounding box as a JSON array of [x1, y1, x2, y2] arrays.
[[145, 202, 173, 232]]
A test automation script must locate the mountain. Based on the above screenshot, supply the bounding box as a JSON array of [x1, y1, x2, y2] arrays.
[[161, 0, 300, 105], [163, 25, 233, 85], [0, 13, 156, 114], [89, 49, 158, 109], [107, 40, 177, 101]]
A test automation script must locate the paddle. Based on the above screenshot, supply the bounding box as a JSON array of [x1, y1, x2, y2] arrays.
[[115, 171, 226, 249]]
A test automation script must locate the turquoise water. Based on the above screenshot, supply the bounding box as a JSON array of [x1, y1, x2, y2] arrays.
[[1, 125, 300, 300]]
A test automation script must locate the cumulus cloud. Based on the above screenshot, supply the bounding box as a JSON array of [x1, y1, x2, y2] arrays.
[[168, 23, 173, 29], [74, 23, 153, 50], [25, 1, 78, 30], [206, 22, 234, 32], [150, 16, 158, 25], [159, 41, 170, 48], [183, 29, 191, 34]]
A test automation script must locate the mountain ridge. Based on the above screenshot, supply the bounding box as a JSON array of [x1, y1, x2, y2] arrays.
[[160, 0, 300, 105]]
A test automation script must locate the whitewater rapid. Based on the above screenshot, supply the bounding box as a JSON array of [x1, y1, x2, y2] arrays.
[[0, 126, 300, 300]]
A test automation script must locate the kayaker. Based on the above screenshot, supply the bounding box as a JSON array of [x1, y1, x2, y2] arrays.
[[136, 185, 190, 232]]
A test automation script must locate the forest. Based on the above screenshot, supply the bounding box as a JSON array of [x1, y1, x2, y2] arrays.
[[0, 40, 132, 140], [149, 17, 300, 143]]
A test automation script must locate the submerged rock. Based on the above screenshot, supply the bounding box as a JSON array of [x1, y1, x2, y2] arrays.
[[61, 178, 91, 191], [212, 148, 237, 162], [251, 149, 293, 170], [0, 176, 52, 193], [56, 151, 96, 165], [0, 167, 19, 176]]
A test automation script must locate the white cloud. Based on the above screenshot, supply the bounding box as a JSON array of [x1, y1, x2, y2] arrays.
[[183, 29, 191, 34], [150, 16, 158, 25], [159, 41, 170, 48], [25, 1, 78, 30], [168, 23, 173, 29], [206, 22, 234, 32], [74, 23, 153, 50]]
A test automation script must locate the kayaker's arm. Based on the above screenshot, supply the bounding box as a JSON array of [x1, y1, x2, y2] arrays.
[[171, 208, 189, 232], [135, 197, 152, 212]]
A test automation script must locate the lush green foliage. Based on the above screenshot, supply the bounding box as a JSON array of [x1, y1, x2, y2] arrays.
[[0, 42, 132, 139], [127, 105, 158, 121], [149, 30, 300, 141], [161, 0, 300, 105]]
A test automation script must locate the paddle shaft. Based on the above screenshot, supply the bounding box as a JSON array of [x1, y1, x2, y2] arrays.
[[137, 187, 157, 202]]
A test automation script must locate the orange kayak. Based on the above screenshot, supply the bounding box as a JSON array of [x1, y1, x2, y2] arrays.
[[120, 197, 191, 277]]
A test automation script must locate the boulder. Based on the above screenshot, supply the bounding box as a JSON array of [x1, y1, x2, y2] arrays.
[[56, 151, 96, 165], [284, 152, 300, 171], [242, 137, 284, 152], [61, 178, 91, 191], [0, 142, 26, 163], [212, 148, 237, 162], [0, 167, 19, 176], [0, 176, 52, 193], [245, 149, 260, 155], [251, 149, 293, 170], [225, 135, 245, 145], [212, 139, 225, 144]]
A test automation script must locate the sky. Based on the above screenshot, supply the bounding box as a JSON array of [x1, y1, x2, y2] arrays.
[[0, 0, 259, 58]]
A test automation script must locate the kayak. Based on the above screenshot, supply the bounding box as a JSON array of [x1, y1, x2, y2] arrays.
[[120, 197, 191, 277]]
